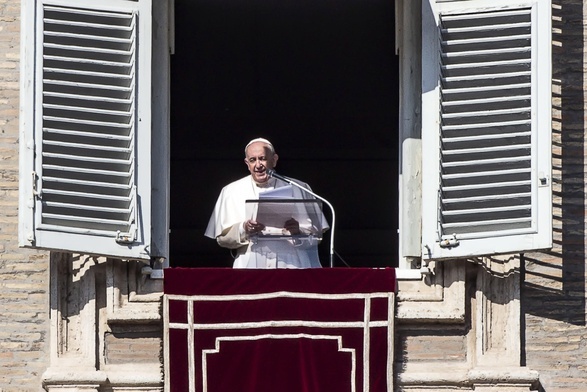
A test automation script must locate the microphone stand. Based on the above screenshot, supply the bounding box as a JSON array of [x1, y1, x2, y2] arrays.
[[267, 169, 336, 268]]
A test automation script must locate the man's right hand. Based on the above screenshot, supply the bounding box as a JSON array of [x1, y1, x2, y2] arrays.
[[244, 219, 265, 235]]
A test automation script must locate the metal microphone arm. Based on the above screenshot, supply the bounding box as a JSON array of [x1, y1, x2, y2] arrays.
[[267, 169, 336, 268]]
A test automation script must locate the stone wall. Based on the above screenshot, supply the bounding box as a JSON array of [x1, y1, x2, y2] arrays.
[[40, 254, 163, 392], [0, 1, 51, 391], [522, 1, 587, 391]]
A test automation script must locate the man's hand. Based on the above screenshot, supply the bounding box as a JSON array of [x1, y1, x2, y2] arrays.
[[283, 218, 300, 235], [244, 219, 265, 235]]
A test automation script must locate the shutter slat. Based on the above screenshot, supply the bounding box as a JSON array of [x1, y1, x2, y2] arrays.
[[43, 55, 132, 68], [44, 201, 131, 214], [442, 70, 531, 83], [442, 107, 530, 119], [442, 168, 531, 180], [42, 164, 130, 177], [442, 83, 531, 96], [42, 115, 132, 128], [442, 119, 531, 131], [443, 179, 530, 192], [443, 144, 531, 156], [44, 42, 133, 56], [43, 19, 133, 32], [442, 131, 530, 143], [36, 224, 134, 238], [444, 192, 531, 204], [443, 58, 530, 71], [442, 217, 531, 229], [42, 176, 132, 190], [443, 204, 530, 217], [43, 79, 133, 91], [441, 9, 531, 22], [44, 5, 135, 20], [42, 152, 132, 165], [44, 68, 133, 81], [442, 33, 531, 47], [443, 96, 531, 108], [43, 92, 132, 105], [44, 31, 133, 44], [41, 213, 132, 226], [442, 156, 531, 168], [442, 47, 530, 59], [43, 104, 132, 117], [42, 188, 132, 202], [442, 21, 531, 33], [441, 218, 533, 235], [43, 128, 132, 141]]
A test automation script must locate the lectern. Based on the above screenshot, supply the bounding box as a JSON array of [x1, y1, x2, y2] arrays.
[[244, 199, 326, 268]]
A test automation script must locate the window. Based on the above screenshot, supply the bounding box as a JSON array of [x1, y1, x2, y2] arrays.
[[19, 0, 551, 266], [420, 0, 552, 260], [18, 0, 161, 260]]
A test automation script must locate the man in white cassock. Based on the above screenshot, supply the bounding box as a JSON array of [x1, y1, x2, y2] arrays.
[[205, 138, 329, 268]]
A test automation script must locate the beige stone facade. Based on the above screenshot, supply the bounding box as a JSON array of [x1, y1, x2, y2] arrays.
[[0, 0, 51, 390], [1, 0, 587, 391]]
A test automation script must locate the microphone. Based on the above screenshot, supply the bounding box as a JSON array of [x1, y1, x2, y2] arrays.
[[266, 169, 291, 184], [266, 169, 337, 268]]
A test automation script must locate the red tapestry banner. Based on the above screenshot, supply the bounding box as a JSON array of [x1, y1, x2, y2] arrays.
[[163, 268, 396, 392]]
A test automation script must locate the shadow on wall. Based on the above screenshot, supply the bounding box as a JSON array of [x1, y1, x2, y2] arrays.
[[523, 0, 585, 327]]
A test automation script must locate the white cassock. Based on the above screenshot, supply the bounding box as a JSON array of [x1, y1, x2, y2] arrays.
[[205, 175, 329, 268]]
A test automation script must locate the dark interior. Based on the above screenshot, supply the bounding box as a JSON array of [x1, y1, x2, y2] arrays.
[[170, 0, 399, 268]]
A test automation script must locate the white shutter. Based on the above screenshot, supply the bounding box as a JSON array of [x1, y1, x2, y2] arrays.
[[19, 0, 153, 260], [421, 0, 552, 260]]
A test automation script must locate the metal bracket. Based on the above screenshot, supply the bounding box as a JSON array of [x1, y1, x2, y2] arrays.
[[32, 171, 42, 199], [538, 171, 550, 187], [141, 257, 165, 280], [115, 228, 136, 244], [439, 233, 459, 248]]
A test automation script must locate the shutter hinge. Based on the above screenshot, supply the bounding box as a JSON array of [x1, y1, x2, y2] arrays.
[[32, 171, 42, 199], [439, 233, 459, 248], [115, 225, 137, 244]]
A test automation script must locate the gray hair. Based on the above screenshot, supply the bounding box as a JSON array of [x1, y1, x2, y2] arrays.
[[244, 138, 275, 155]]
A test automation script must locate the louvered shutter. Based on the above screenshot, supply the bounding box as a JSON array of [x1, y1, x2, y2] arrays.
[[19, 0, 153, 260], [421, 0, 552, 260]]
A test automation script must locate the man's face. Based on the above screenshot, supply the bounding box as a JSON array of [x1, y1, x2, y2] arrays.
[[244, 142, 278, 184]]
